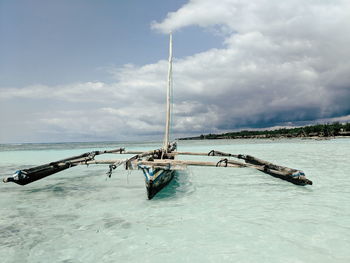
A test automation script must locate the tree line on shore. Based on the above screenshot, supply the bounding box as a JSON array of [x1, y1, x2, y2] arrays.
[[180, 122, 350, 140]]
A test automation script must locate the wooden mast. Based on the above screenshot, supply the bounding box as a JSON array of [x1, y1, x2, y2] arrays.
[[163, 32, 173, 152]]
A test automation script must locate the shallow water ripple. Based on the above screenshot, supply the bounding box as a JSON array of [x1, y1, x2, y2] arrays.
[[0, 139, 349, 262]]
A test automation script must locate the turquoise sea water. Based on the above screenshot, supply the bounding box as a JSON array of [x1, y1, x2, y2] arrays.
[[0, 139, 349, 263]]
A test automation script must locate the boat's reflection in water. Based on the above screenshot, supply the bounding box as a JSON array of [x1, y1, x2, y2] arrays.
[[152, 171, 195, 200]]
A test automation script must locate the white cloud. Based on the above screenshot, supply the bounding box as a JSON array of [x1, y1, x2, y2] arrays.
[[152, 0, 350, 129]]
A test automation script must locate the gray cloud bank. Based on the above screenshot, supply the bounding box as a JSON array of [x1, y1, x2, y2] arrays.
[[1, 0, 350, 142]]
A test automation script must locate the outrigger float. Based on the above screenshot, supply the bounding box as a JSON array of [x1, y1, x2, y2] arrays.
[[2, 34, 312, 199], [3, 146, 312, 199]]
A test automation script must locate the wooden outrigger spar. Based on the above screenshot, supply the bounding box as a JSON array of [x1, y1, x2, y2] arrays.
[[3, 146, 312, 188], [2, 33, 312, 199], [88, 149, 313, 186]]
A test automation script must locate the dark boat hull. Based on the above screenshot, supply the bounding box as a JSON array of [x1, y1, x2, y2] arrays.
[[145, 168, 175, 199]]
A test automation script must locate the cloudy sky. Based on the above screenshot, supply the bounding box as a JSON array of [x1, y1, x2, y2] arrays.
[[1, 0, 350, 143]]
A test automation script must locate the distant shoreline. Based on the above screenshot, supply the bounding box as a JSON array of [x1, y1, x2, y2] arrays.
[[179, 135, 350, 141], [178, 122, 350, 140]]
